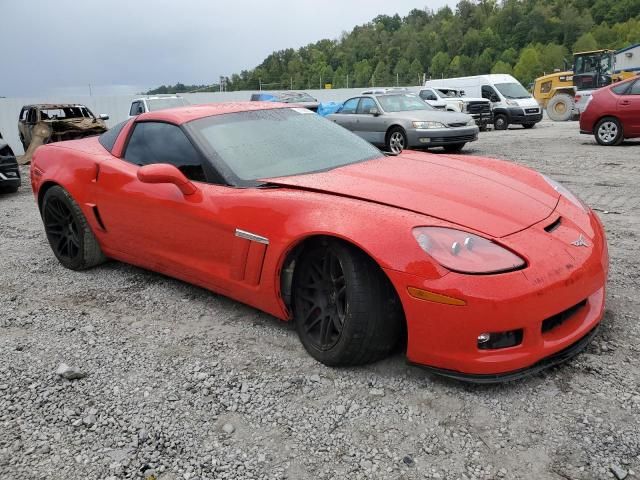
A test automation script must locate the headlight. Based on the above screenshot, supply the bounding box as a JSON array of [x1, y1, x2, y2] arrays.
[[466, 119, 476, 126], [413, 121, 445, 129], [412, 227, 525, 274], [506, 99, 518, 106], [541, 174, 588, 211]]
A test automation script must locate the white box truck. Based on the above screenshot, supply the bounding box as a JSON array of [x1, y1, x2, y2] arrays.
[[424, 74, 542, 130]]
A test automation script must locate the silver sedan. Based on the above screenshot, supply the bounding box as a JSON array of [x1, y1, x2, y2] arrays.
[[327, 93, 479, 153]]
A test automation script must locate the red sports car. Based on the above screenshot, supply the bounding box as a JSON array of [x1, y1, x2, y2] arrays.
[[580, 76, 640, 146], [31, 102, 608, 382]]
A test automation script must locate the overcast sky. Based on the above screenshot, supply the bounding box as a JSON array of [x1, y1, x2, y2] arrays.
[[1, 0, 457, 97]]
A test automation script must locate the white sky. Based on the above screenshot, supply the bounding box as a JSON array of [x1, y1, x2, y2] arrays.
[[0, 0, 457, 96]]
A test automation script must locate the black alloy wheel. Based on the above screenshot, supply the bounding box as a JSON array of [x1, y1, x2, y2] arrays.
[[41, 186, 105, 270], [44, 196, 81, 262], [294, 248, 346, 351]]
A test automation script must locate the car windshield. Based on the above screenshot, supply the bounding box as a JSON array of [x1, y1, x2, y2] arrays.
[[494, 82, 531, 99], [436, 89, 461, 97], [277, 92, 317, 103], [377, 94, 432, 112], [147, 98, 189, 112], [188, 108, 383, 184]]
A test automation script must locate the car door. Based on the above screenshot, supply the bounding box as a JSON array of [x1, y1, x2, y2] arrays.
[[24, 107, 38, 145], [328, 97, 359, 131], [93, 121, 235, 289], [617, 79, 640, 135], [354, 97, 385, 144]]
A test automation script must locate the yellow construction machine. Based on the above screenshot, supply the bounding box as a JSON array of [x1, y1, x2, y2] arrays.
[[533, 49, 637, 121]]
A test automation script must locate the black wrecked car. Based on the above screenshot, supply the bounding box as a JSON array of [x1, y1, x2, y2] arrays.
[[0, 131, 20, 193]]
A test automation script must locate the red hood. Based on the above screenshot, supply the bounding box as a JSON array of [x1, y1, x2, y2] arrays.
[[264, 151, 559, 237]]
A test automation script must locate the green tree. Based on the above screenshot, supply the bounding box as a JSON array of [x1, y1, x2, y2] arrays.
[[573, 33, 598, 52], [491, 60, 513, 74], [430, 51, 451, 78], [514, 46, 542, 84]]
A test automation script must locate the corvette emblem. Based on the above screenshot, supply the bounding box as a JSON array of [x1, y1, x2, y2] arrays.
[[571, 235, 590, 247]]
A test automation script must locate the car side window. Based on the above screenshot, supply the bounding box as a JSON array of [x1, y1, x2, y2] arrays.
[[124, 122, 207, 182], [356, 97, 377, 114], [612, 83, 631, 95], [628, 80, 640, 95], [482, 86, 498, 101], [339, 98, 359, 114], [27, 108, 37, 123], [420, 90, 437, 101], [129, 102, 140, 116]]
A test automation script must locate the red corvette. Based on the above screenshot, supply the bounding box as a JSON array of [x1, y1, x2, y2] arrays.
[[31, 102, 608, 382], [579, 76, 640, 146]]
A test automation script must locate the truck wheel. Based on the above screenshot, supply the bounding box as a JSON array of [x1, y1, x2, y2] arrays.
[[594, 117, 624, 146], [546, 94, 574, 121], [0, 145, 14, 157], [494, 114, 509, 130]]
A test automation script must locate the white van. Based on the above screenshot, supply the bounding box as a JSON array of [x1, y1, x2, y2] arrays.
[[424, 74, 542, 130]]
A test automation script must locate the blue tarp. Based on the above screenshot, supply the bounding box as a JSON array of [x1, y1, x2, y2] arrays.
[[253, 93, 277, 101], [317, 102, 343, 117]]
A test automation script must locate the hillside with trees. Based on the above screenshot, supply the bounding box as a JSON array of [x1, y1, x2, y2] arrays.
[[147, 0, 640, 94]]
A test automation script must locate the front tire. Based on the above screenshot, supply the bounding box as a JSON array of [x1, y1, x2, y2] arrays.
[[385, 127, 407, 154], [494, 114, 509, 130], [443, 143, 466, 153], [546, 94, 574, 122], [594, 117, 623, 146], [42, 186, 106, 270], [292, 240, 403, 366]]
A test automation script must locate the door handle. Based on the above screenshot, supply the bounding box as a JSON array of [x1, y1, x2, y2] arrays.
[[621, 100, 631, 105]]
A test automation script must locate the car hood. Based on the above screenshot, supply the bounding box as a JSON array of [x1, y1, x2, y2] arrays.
[[383, 110, 472, 124], [264, 152, 559, 238]]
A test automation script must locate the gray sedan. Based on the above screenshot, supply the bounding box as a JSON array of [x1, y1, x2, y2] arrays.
[[327, 93, 479, 153]]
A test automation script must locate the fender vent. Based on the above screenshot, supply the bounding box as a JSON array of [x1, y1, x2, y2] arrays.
[[92, 205, 106, 231]]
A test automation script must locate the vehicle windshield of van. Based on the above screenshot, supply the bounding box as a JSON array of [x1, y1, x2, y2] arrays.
[[495, 83, 531, 99], [377, 94, 433, 112]]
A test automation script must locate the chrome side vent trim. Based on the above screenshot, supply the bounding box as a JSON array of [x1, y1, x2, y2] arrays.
[[235, 229, 269, 245]]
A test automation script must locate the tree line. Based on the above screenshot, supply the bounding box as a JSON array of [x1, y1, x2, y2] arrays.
[[146, 0, 640, 95]]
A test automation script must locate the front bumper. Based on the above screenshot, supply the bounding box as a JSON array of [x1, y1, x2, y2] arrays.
[[407, 126, 479, 147], [469, 112, 493, 126], [386, 206, 608, 381], [505, 107, 543, 124], [0, 155, 21, 189]]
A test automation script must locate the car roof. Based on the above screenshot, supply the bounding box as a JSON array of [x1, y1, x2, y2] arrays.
[[22, 104, 88, 109], [135, 101, 293, 124], [134, 96, 184, 101]]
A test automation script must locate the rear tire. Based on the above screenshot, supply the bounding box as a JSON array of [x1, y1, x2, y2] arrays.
[[0, 145, 15, 157], [546, 94, 574, 122], [292, 240, 403, 366], [42, 186, 106, 270], [0, 185, 19, 194], [494, 114, 509, 130], [385, 127, 407, 154], [594, 117, 624, 146], [443, 143, 466, 153]]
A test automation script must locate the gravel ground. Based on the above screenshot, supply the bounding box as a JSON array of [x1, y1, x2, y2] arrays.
[[1, 120, 639, 480]]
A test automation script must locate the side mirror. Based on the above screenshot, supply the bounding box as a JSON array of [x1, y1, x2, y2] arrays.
[[491, 95, 500, 103], [137, 163, 197, 195], [99, 114, 109, 120], [370, 107, 380, 116]]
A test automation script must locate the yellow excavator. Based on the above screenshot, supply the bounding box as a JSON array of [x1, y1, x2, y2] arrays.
[[533, 49, 637, 121]]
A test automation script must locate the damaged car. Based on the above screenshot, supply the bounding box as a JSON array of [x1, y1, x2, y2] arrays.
[[18, 104, 109, 153], [0, 132, 20, 193]]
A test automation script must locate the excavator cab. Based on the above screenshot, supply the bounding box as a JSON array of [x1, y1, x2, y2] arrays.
[[572, 50, 614, 91]]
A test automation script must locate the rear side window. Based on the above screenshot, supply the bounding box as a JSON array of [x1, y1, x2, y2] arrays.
[[629, 80, 640, 95], [124, 121, 206, 182], [98, 121, 128, 153], [420, 90, 437, 101], [612, 82, 631, 95]]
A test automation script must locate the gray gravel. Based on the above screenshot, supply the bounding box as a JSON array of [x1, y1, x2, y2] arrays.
[[1, 120, 639, 480]]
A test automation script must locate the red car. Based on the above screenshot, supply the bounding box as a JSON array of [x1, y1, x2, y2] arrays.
[[580, 76, 640, 145], [31, 102, 608, 382]]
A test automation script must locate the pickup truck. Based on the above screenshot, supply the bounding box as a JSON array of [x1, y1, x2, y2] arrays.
[[129, 96, 189, 117], [418, 87, 493, 129]]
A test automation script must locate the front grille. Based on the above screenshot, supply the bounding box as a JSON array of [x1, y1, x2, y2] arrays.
[[525, 108, 540, 114], [447, 122, 468, 127], [430, 135, 477, 143], [541, 300, 588, 333], [467, 101, 491, 114]]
